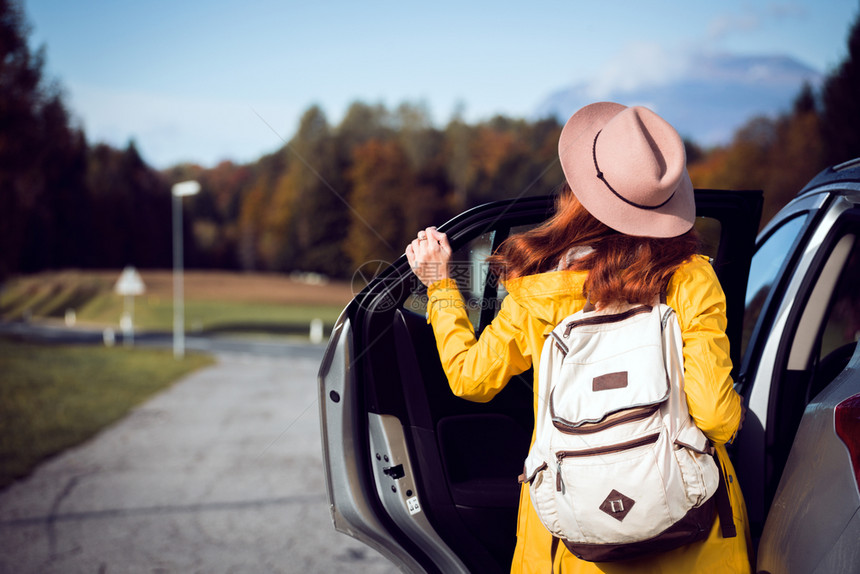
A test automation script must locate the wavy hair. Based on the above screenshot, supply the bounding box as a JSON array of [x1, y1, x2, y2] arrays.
[[488, 184, 700, 307]]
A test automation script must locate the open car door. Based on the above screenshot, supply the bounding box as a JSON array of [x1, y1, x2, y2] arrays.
[[319, 189, 762, 573]]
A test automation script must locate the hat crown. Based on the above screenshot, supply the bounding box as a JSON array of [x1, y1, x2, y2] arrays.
[[594, 107, 685, 209], [557, 101, 695, 238]]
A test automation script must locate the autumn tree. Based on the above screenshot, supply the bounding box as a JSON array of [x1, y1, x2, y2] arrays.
[[166, 160, 253, 269], [236, 149, 287, 271], [236, 178, 270, 271], [345, 139, 415, 269], [392, 102, 451, 236], [394, 102, 437, 172], [336, 101, 392, 159], [261, 106, 348, 275], [689, 85, 825, 227], [443, 114, 474, 212], [762, 85, 824, 224]]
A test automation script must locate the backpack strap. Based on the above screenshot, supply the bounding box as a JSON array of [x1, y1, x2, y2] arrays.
[[550, 536, 561, 574], [714, 454, 737, 538]]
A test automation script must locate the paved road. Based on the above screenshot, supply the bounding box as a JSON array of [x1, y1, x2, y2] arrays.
[[0, 342, 399, 574], [0, 320, 323, 359]]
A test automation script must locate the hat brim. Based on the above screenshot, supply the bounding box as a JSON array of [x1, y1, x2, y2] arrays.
[[558, 102, 695, 238]]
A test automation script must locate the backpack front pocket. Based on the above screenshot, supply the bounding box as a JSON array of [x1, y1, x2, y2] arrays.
[[551, 431, 676, 544]]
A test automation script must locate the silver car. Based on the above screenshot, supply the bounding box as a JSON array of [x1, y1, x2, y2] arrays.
[[739, 159, 860, 573], [319, 160, 860, 573]]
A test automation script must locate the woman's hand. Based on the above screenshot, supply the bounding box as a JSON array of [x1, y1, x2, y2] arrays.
[[405, 227, 452, 287]]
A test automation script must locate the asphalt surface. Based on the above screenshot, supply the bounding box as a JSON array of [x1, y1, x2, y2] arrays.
[[0, 320, 324, 359], [0, 333, 400, 574]]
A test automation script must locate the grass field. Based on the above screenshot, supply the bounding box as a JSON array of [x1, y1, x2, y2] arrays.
[[0, 270, 354, 336], [0, 270, 350, 488], [0, 338, 214, 489]]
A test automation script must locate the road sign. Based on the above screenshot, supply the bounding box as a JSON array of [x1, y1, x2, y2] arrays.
[[114, 266, 145, 347], [114, 266, 146, 296]]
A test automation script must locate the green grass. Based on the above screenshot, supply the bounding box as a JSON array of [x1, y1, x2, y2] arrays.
[[0, 338, 215, 489]]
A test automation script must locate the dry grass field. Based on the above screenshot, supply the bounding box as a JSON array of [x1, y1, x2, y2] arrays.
[[7, 269, 354, 304]]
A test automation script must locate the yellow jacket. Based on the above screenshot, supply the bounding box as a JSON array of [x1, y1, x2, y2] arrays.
[[427, 255, 752, 573]]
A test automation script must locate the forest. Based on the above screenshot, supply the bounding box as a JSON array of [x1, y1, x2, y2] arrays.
[[2, 0, 859, 282]]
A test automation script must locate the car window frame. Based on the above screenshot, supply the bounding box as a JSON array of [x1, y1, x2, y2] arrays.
[[737, 192, 832, 396], [764, 207, 860, 503]]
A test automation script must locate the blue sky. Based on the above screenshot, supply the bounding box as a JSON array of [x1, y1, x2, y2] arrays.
[[24, 0, 859, 168]]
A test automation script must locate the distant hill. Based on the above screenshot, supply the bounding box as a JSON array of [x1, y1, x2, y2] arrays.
[[535, 53, 823, 146]]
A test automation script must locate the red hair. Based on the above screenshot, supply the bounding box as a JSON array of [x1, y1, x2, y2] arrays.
[[488, 185, 700, 307]]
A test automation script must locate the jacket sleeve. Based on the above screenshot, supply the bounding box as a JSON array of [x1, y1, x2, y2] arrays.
[[669, 256, 743, 445], [426, 278, 531, 403]]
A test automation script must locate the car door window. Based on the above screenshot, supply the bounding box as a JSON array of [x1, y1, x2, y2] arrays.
[[403, 231, 498, 329], [786, 234, 856, 372], [451, 231, 496, 329], [806, 234, 860, 398], [817, 238, 860, 360], [444, 216, 724, 330], [695, 216, 721, 260], [741, 214, 809, 362], [492, 223, 539, 308]]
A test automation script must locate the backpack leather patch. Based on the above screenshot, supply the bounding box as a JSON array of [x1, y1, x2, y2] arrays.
[[600, 490, 636, 522], [593, 371, 628, 392]]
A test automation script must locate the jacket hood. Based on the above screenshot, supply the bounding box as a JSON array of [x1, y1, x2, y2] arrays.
[[502, 270, 589, 327]]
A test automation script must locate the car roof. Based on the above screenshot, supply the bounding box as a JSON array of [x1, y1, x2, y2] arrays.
[[798, 158, 860, 198]]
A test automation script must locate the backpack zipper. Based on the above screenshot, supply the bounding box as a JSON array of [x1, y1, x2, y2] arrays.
[[563, 305, 652, 337], [555, 433, 661, 492], [551, 404, 660, 435]]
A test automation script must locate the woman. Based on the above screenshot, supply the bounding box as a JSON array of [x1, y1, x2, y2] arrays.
[[405, 102, 752, 573]]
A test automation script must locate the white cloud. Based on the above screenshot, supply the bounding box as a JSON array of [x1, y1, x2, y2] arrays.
[[706, 3, 806, 45], [707, 13, 761, 43], [586, 42, 691, 99], [766, 2, 807, 20]]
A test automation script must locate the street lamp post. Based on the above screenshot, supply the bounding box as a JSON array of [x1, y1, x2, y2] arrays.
[[171, 180, 201, 359]]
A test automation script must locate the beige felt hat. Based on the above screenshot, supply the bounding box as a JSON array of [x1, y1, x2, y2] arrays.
[[558, 102, 695, 238]]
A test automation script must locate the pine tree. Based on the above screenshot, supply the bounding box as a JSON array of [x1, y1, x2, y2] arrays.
[[0, 0, 90, 277], [820, 12, 860, 165]]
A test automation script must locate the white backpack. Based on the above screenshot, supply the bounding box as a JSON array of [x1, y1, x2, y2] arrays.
[[520, 300, 735, 562]]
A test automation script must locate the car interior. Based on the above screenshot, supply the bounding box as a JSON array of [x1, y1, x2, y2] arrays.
[[351, 207, 551, 572], [387, 226, 537, 571], [393, 307, 532, 570]]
